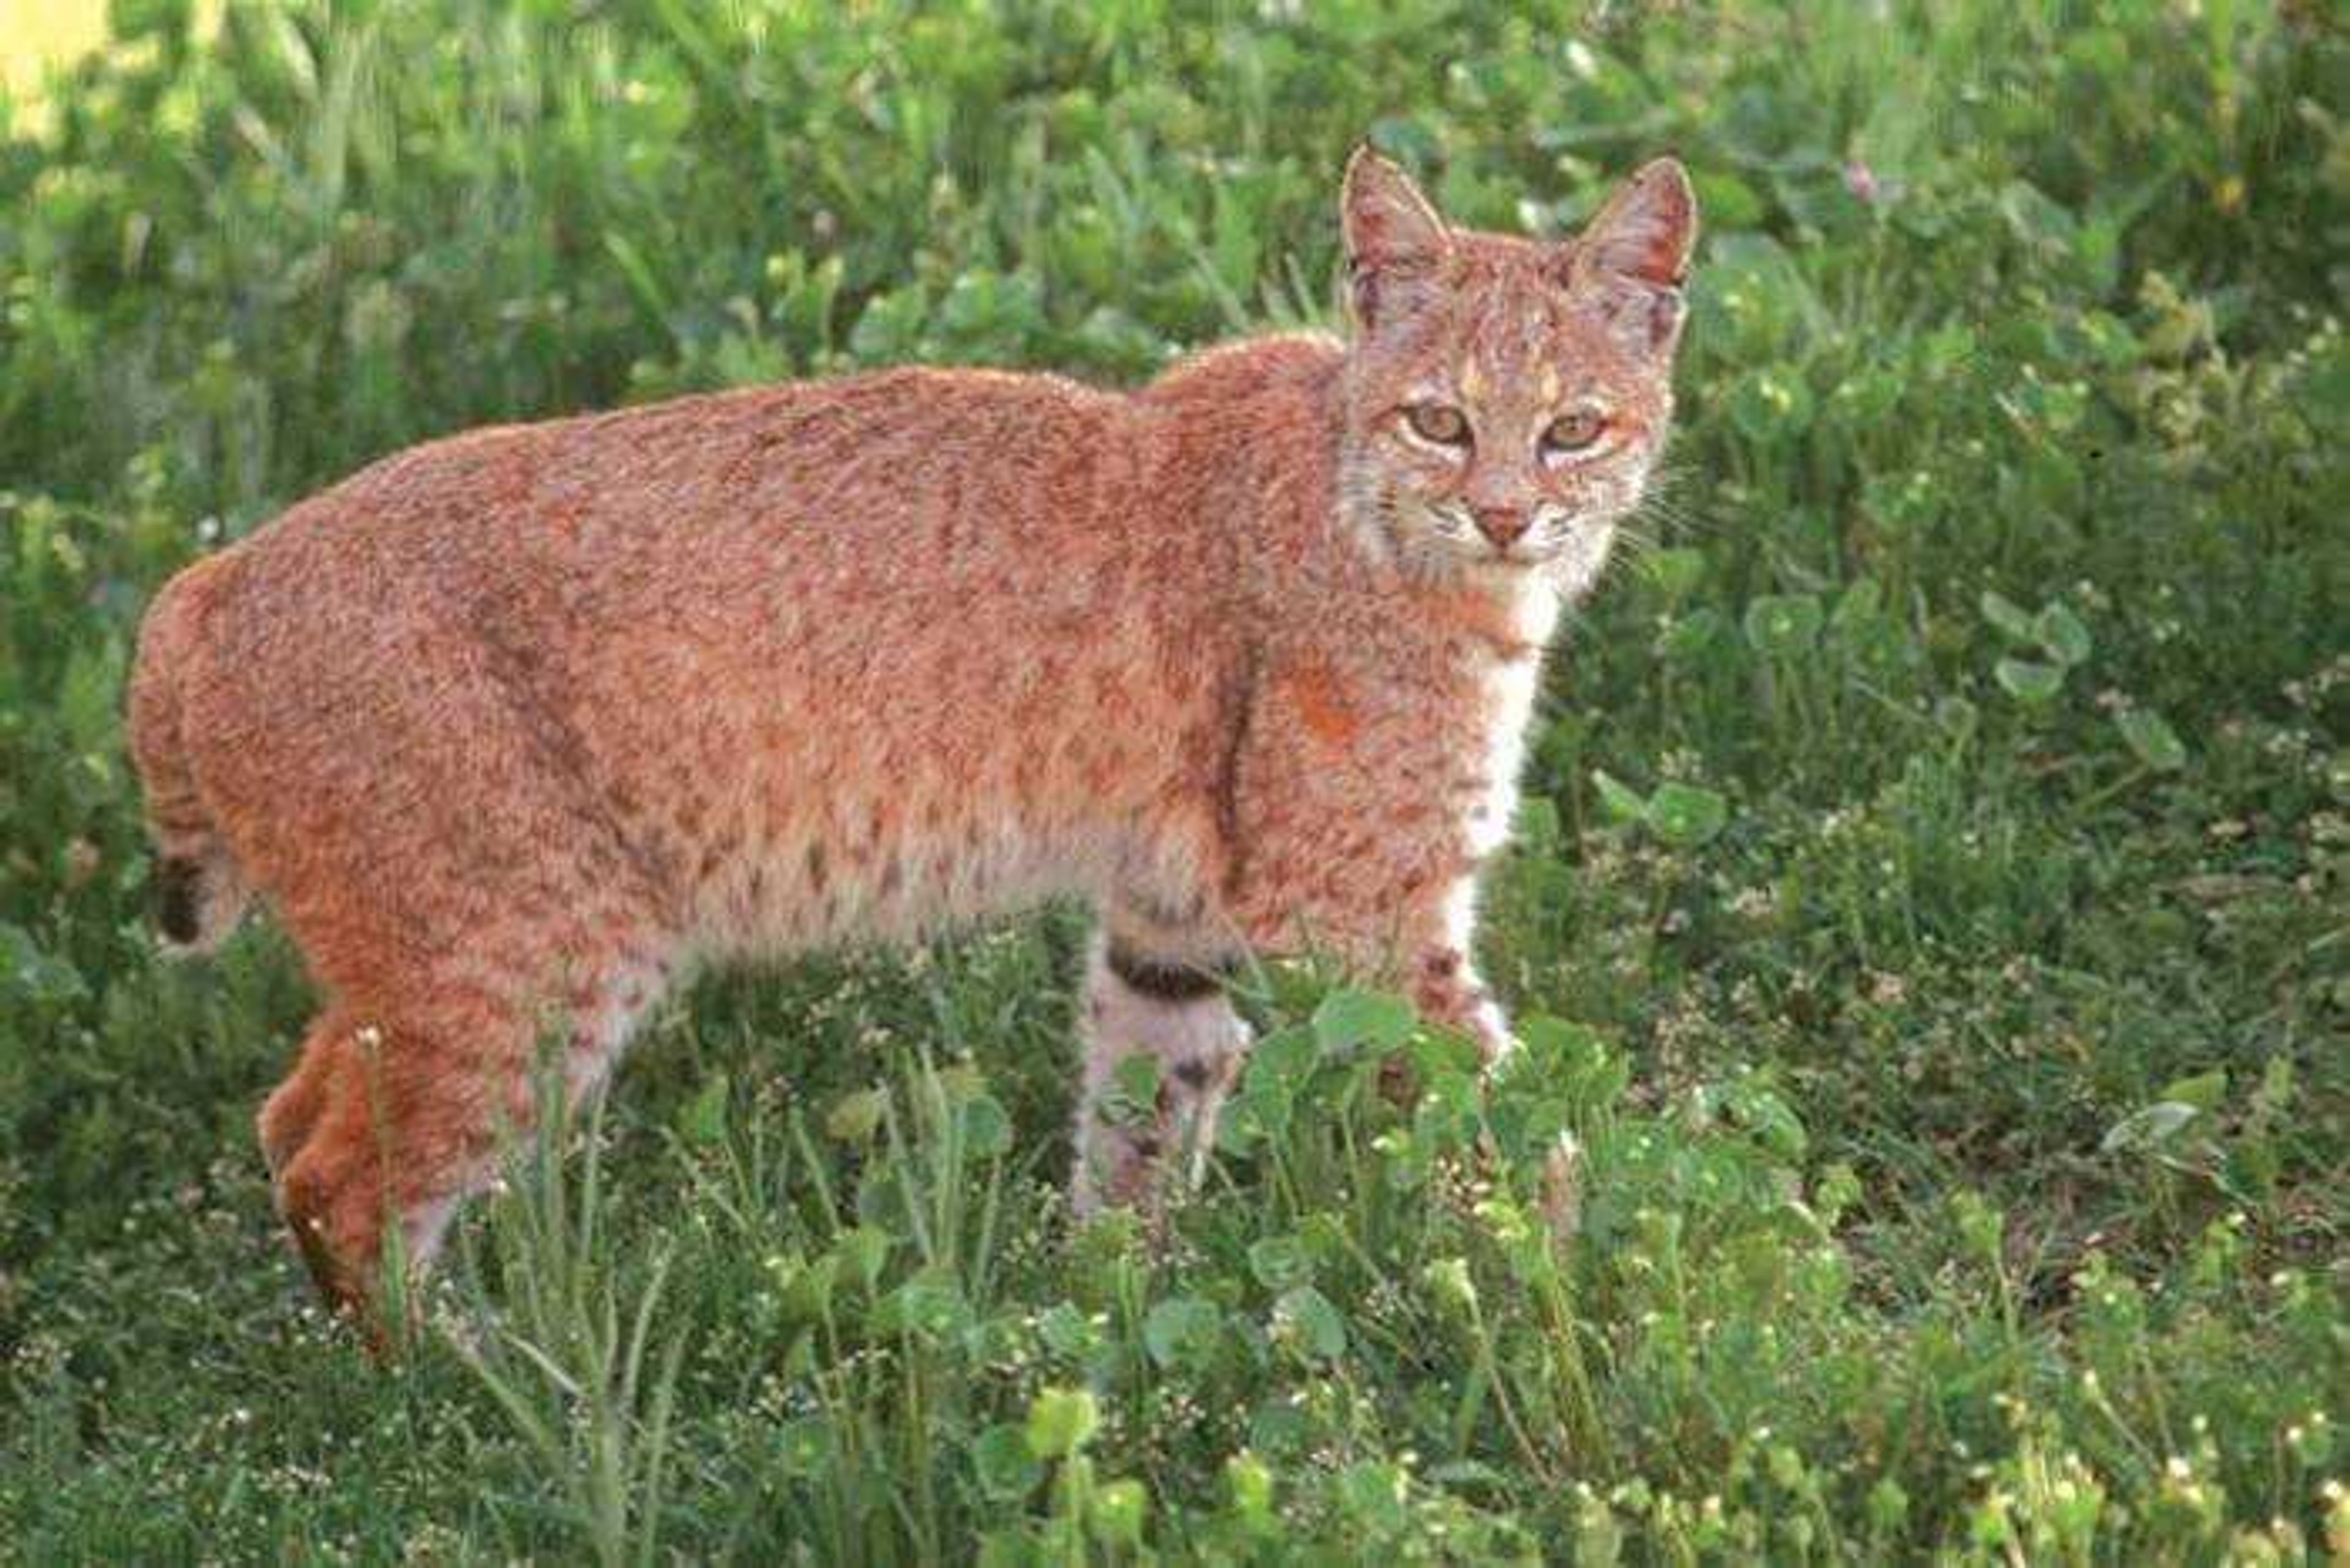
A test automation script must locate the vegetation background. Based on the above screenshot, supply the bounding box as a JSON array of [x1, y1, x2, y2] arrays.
[[2, 0, 2344, 1561]]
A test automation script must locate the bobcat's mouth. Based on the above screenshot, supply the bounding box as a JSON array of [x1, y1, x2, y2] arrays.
[[1362, 488, 1596, 583], [1465, 511, 1625, 600], [1441, 501, 1575, 569]]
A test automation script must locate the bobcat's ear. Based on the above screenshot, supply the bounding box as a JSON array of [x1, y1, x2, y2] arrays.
[[1341, 146, 1452, 332], [1556, 157, 1698, 354]]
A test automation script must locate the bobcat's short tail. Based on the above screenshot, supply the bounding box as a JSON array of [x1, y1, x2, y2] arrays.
[[127, 558, 251, 956]]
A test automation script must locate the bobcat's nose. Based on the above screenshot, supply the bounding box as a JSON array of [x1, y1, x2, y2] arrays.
[[1471, 506, 1531, 550]]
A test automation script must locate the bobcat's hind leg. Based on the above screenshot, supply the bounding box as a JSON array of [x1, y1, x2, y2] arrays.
[[1070, 931, 1251, 1219], [259, 1007, 357, 1181], [265, 945, 669, 1348]]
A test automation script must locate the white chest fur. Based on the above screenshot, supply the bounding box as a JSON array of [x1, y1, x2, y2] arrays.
[[1461, 651, 1544, 859], [1457, 575, 1561, 860]]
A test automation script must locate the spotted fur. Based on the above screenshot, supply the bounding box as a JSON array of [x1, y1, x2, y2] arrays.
[[124, 149, 1696, 1335]]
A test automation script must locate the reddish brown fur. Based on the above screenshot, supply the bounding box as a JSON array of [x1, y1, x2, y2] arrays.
[[126, 149, 1696, 1333]]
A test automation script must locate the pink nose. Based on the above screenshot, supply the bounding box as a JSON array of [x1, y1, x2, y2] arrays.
[[1472, 506, 1531, 548]]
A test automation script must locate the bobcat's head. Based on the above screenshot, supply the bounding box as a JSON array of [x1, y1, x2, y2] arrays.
[[1336, 148, 1696, 594]]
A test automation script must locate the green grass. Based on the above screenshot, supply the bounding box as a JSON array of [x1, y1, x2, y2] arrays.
[[2, 1, 2345, 1560]]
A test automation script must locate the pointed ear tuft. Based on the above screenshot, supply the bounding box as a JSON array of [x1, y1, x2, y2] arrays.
[[1572, 157, 1698, 290], [1556, 158, 1698, 354], [1340, 146, 1451, 330]]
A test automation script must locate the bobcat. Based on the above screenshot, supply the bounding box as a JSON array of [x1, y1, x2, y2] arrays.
[[127, 148, 1696, 1337]]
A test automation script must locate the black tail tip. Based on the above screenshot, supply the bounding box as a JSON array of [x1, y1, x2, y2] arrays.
[[153, 857, 203, 944]]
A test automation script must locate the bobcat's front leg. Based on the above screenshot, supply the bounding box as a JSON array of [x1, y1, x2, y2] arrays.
[[1351, 897, 1513, 1112], [1410, 935, 1513, 1065], [1070, 932, 1251, 1218]]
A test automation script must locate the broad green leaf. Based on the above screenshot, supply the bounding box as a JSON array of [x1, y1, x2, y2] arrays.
[[775, 1417, 834, 1477], [1226, 1452, 1276, 1524], [679, 1070, 729, 1149], [2159, 1070, 2227, 1111], [971, 1422, 1043, 1501], [1658, 605, 1726, 663], [1247, 1234, 1311, 1292], [878, 1279, 971, 1342], [1338, 1461, 1408, 1532], [1143, 1294, 1222, 1371], [1831, 577, 1884, 642], [1863, 468, 1940, 532], [1591, 768, 1649, 823], [1641, 546, 1707, 602], [955, 1092, 1012, 1160], [837, 1226, 894, 1293], [824, 1086, 887, 1144], [1727, 366, 1816, 441], [848, 284, 928, 362], [1024, 1387, 1099, 1458], [1723, 1079, 1808, 1158], [0, 924, 88, 1007], [2101, 1100, 2201, 1153], [1089, 1479, 1148, 1549], [1311, 988, 1414, 1056], [1102, 1053, 1162, 1126], [1744, 592, 1824, 657], [1037, 1302, 1100, 1360], [1979, 589, 2039, 643], [1269, 1286, 1346, 1361], [774, 1252, 839, 1324], [1995, 658, 2065, 704], [2034, 602, 2093, 666], [1220, 1086, 1291, 1147], [2116, 707, 2187, 771], [1646, 783, 1729, 848], [1246, 1025, 1316, 1089]]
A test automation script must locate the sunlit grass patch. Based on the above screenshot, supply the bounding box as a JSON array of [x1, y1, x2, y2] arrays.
[[0, 1, 109, 99]]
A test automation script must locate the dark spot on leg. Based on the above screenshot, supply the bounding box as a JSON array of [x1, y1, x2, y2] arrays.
[[806, 841, 828, 891], [1106, 942, 1234, 1002], [1129, 1133, 1163, 1160], [1173, 1058, 1214, 1091], [153, 857, 203, 944]]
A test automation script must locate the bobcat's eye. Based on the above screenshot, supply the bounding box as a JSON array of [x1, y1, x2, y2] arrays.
[[1403, 402, 1471, 447], [1542, 407, 1608, 454]]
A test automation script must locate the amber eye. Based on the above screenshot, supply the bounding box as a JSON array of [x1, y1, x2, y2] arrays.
[[1403, 401, 1471, 447], [1542, 408, 1608, 454]]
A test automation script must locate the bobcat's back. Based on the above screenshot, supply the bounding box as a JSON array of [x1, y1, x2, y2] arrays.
[[132, 365, 1259, 984]]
